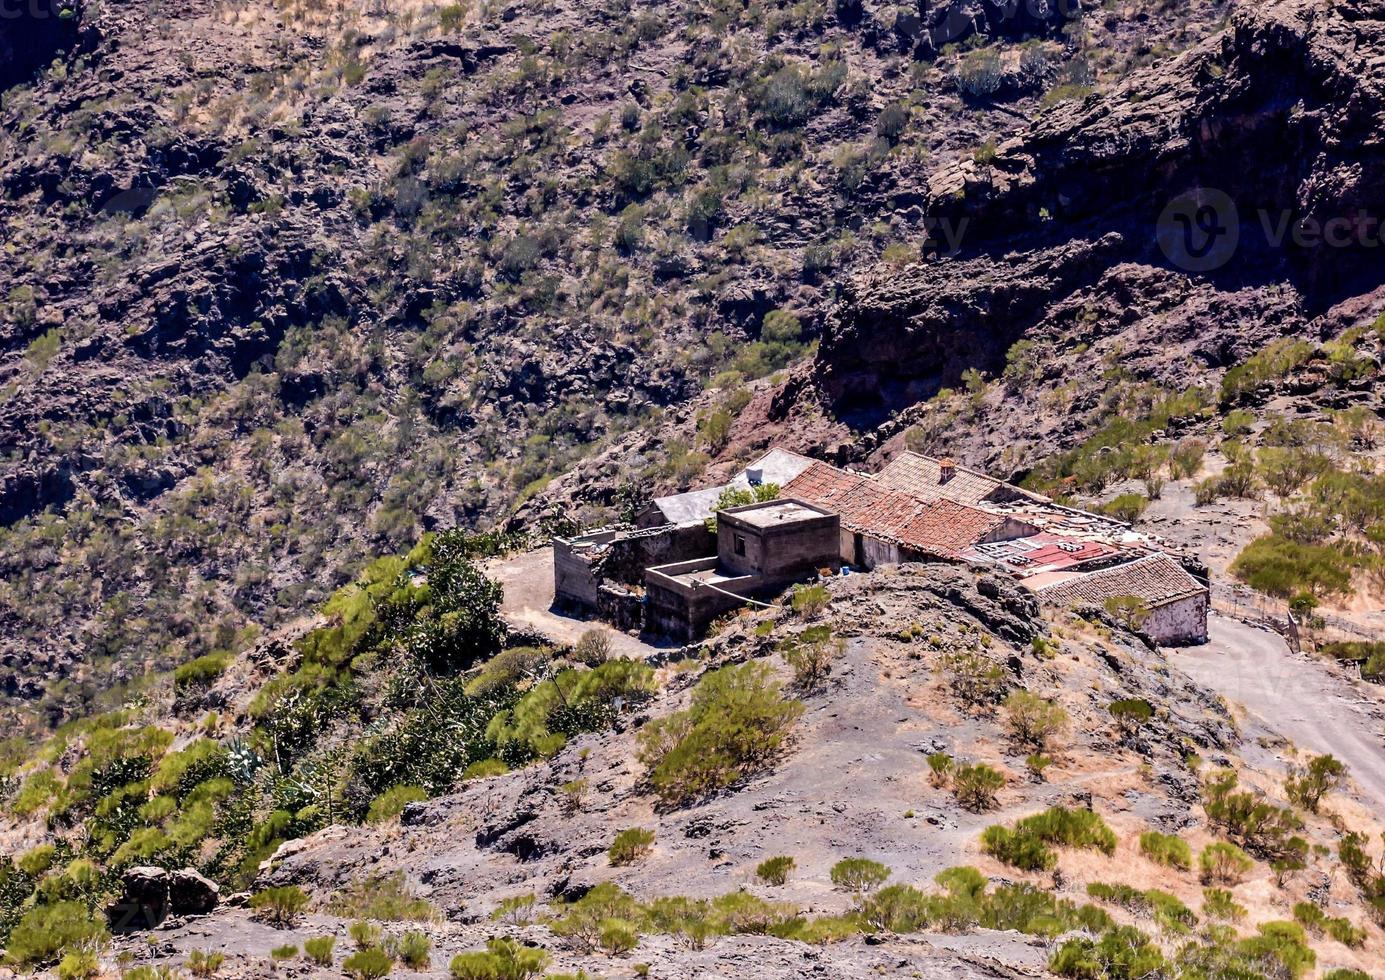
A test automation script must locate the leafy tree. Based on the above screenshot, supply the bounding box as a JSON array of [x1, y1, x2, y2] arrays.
[[608, 828, 656, 866]]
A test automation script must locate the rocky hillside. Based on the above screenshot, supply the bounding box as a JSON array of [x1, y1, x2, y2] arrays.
[[0, 0, 1235, 729], [4, 555, 1382, 979]]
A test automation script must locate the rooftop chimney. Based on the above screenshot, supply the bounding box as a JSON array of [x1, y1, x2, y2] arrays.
[[939, 457, 956, 484]]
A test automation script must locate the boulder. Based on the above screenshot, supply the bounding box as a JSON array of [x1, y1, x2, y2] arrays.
[[108, 865, 221, 930], [169, 867, 220, 915], [109, 866, 169, 931]]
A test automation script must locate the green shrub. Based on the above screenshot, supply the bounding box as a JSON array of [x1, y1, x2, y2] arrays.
[[249, 886, 309, 927], [303, 936, 336, 966], [1220, 339, 1314, 404], [1100, 493, 1149, 524], [637, 661, 802, 807], [829, 857, 889, 893], [490, 893, 537, 926], [1234, 921, 1315, 979], [463, 758, 510, 781], [389, 931, 431, 968], [1050, 925, 1167, 979], [608, 828, 655, 866], [367, 784, 428, 823], [1109, 698, 1154, 732], [1199, 841, 1254, 884], [1202, 771, 1306, 861], [598, 918, 640, 955], [549, 883, 643, 953], [271, 945, 298, 961], [789, 583, 830, 619], [329, 872, 438, 922], [1230, 535, 1357, 599], [5, 901, 107, 967], [343, 947, 393, 980], [350, 921, 382, 950], [56, 948, 101, 980], [187, 951, 226, 978], [1002, 691, 1068, 750], [1284, 753, 1347, 813], [449, 939, 549, 980], [1139, 831, 1191, 870], [1201, 887, 1245, 921], [982, 807, 1117, 872], [952, 763, 1005, 812], [756, 855, 795, 886], [174, 651, 234, 690], [777, 625, 843, 691]]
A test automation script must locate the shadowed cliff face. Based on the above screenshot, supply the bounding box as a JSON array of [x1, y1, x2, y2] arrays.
[[0, 0, 82, 90], [817, 0, 1385, 415]]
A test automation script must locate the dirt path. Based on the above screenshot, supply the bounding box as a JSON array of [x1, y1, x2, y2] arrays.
[[1167, 614, 1385, 811], [484, 547, 669, 658]]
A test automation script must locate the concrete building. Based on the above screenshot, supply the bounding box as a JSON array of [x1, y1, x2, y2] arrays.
[[644, 498, 839, 641], [1030, 552, 1210, 645], [635, 448, 815, 528]]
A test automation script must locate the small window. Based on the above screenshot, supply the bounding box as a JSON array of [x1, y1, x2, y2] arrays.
[[733, 534, 746, 556]]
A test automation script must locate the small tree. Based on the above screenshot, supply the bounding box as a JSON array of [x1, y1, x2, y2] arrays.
[[1285, 754, 1347, 814], [303, 937, 336, 967], [1110, 698, 1154, 735], [609, 828, 656, 866], [572, 630, 612, 666], [1103, 595, 1151, 632], [830, 858, 890, 894], [343, 947, 393, 980], [940, 651, 1008, 709], [1200, 842, 1254, 885], [789, 583, 830, 619], [491, 894, 538, 926]]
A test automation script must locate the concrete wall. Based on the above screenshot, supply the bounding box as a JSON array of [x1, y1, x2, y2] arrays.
[[717, 509, 839, 579], [1145, 592, 1209, 646], [554, 523, 715, 612], [598, 523, 715, 584], [644, 559, 761, 643], [554, 538, 602, 609]]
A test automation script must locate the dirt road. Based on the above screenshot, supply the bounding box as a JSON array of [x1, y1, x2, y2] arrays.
[[1167, 614, 1385, 811]]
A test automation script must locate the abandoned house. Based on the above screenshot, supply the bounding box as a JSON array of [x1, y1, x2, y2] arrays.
[[644, 499, 841, 641], [1029, 552, 1210, 645], [553, 449, 1210, 646]]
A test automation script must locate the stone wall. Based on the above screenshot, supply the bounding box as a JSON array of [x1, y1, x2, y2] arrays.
[[1145, 592, 1209, 646]]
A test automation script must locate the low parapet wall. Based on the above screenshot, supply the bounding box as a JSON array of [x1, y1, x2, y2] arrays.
[[644, 559, 764, 643]]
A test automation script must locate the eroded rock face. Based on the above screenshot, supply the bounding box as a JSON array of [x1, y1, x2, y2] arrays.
[[0, 0, 82, 90], [817, 0, 1385, 414]]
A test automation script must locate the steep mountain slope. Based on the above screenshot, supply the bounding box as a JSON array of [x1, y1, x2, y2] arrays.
[[0, 0, 1231, 729]]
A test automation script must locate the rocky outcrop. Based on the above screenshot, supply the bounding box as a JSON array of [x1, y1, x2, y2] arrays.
[[816, 0, 1385, 415], [108, 866, 220, 930]]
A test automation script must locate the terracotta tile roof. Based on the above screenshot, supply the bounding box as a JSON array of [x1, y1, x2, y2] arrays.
[[1033, 553, 1207, 609], [783, 461, 1010, 559], [876, 451, 1047, 506]]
